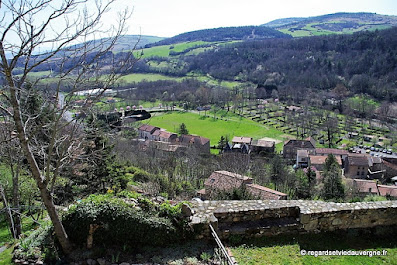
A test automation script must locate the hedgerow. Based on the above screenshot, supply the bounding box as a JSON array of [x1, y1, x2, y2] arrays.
[[62, 194, 190, 247]]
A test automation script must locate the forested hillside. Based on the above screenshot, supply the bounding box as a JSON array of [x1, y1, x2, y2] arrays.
[[181, 27, 397, 101], [263, 12, 397, 37], [146, 26, 291, 47]]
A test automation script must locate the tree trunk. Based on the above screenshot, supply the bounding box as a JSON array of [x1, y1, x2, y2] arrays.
[[11, 164, 21, 237], [8, 82, 73, 254], [39, 185, 73, 254]]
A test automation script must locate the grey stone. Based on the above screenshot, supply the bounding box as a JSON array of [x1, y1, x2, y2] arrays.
[[181, 203, 193, 217], [87, 259, 97, 265], [97, 258, 106, 265], [332, 218, 342, 225]]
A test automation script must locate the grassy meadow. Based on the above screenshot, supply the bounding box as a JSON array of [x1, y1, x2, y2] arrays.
[[146, 111, 289, 150], [134, 41, 209, 58]]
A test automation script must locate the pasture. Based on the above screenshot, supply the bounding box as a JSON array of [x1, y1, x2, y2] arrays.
[[146, 111, 289, 150]]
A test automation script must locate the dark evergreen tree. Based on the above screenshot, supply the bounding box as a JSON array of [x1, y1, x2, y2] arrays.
[[321, 154, 345, 200], [75, 116, 116, 194], [178, 123, 189, 135]]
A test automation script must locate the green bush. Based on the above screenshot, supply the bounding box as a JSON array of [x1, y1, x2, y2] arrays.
[[13, 224, 58, 262], [63, 194, 187, 247]]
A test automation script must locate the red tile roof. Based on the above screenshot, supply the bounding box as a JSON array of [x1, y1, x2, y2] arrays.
[[246, 183, 287, 197], [158, 131, 176, 139], [138, 124, 159, 133], [310, 155, 342, 166], [347, 155, 369, 166], [204, 171, 252, 191], [315, 148, 348, 156], [353, 179, 379, 194], [377, 185, 397, 198], [179, 135, 210, 146]]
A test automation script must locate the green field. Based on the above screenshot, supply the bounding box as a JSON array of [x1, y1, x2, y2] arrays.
[[230, 232, 397, 265], [118, 73, 185, 83], [135, 41, 209, 58], [146, 111, 289, 148]]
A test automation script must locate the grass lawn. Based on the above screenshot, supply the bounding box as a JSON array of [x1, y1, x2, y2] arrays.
[[230, 232, 397, 265], [146, 111, 290, 147], [0, 245, 13, 265], [118, 73, 185, 83]]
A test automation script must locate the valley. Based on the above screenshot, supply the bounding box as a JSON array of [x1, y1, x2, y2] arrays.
[[2, 7, 397, 265]]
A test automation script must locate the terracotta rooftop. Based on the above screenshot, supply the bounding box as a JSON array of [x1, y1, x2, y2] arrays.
[[353, 179, 379, 195], [158, 130, 176, 139], [179, 135, 210, 146], [315, 148, 348, 156], [347, 155, 369, 166], [378, 185, 397, 198], [204, 171, 253, 192], [138, 124, 159, 133], [246, 183, 287, 197], [310, 155, 342, 166]]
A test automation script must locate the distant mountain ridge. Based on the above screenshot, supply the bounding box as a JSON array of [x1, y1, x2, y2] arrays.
[[146, 26, 291, 47], [263, 12, 397, 37]]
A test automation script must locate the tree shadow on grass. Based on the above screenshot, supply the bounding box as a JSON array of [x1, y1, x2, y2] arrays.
[[227, 228, 397, 251]]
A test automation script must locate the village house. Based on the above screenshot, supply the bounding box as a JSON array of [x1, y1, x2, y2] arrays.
[[250, 139, 275, 155], [225, 143, 250, 154], [148, 141, 187, 154], [315, 148, 348, 161], [283, 137, 316, 160], [383, 158, 397, 180], [344, 154, 369, 178], [152, 130, 177, 143], [178, 134, 210, 154], [232, 136, 252, 146], [138, 124, 160, 140], [137, 125, 210, 154], [296, 149, 309, 168], [352, 179, 397, 199], [368, 156, 385, 179], [309, 155, 343, 171], [352, 179, 379, 197], [197, 170, 287, 200]]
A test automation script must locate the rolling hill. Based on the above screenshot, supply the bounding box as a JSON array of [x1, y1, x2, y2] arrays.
[[146, 26, 291, 47], [263, 12, 397, 37]]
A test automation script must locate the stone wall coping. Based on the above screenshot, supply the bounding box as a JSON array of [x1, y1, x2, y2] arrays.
[[189, 200, 397, 223]]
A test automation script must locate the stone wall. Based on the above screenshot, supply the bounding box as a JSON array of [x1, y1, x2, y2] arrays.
[[186, 200, 397, 239]]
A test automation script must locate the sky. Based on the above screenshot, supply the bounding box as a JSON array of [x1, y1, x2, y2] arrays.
[[110, 0, 397, 37]]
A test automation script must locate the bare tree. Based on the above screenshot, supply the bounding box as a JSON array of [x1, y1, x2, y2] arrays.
[[0, 0, 134, 254], [0, 119, 22, 238]]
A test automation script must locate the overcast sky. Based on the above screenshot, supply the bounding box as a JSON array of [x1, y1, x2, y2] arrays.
[[112, 0, 397, 37]]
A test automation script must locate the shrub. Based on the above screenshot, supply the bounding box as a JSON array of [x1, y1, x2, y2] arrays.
[[13, 224, 58, 262], [62, 194, 187, 247]]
